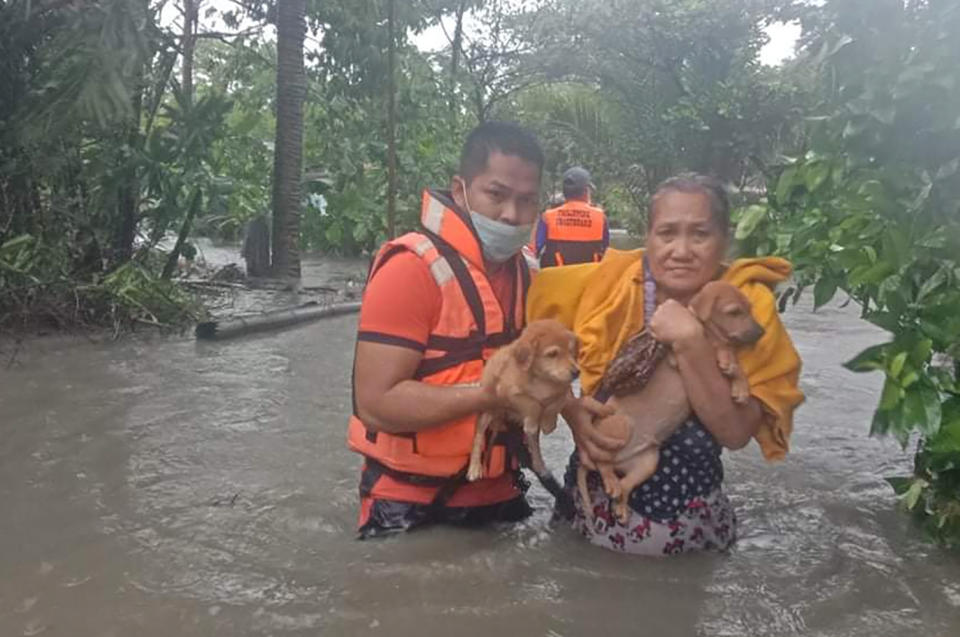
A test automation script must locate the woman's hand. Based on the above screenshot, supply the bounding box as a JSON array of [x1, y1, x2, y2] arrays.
[[563, 395, 625, 470], [649, 299, 704, 346]]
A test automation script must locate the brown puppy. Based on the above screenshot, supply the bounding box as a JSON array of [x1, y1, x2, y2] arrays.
[[579, 281, 764, 523], [467, 319, 579, 482]]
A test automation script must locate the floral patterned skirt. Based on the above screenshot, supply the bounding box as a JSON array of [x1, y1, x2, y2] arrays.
[[570, 474, 737, 556]]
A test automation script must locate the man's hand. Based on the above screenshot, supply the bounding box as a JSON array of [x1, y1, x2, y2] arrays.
[[563, 395, 625, 470]]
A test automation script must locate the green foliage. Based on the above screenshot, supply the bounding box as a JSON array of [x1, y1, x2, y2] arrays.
[[737, 0, 960, 546], [142, 87, 234, 245], [497, 0, 808, 234], [197, 41, 276, 240], [0, 234, 201, 330], [0, 0, 229, 330], [194, 3, 461, 256], [510, 83, 642, 227], [536, 0, 805, 181]]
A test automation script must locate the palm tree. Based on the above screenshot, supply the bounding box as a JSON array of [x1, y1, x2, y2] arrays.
[[385, 0, 397, 239], [270, 0, 307, 281]]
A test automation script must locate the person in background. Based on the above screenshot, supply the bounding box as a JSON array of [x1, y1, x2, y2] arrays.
[[535, 166, 609, 267]]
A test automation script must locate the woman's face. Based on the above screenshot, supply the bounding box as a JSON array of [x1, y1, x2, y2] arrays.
[[645, 190, 728, 301]]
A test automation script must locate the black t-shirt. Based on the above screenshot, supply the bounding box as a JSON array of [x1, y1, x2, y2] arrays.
[[564, 418, 724, 523], [627, 419, 724, 521]]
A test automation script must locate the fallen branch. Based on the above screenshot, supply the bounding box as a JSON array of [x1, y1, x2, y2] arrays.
[[195, 301, 361, 340], [180, 278, 249, 290]]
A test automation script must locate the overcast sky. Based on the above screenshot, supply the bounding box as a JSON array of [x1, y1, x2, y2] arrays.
[[414, 15, 802, 66], [163, 1, 801, 68]]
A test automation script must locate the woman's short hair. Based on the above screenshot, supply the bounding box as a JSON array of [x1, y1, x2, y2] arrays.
[[649, 173, 730, 234]]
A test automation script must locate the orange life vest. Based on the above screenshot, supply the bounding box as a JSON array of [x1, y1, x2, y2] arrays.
[[347, 189, 537, 508], [540, 199, 607, 267]]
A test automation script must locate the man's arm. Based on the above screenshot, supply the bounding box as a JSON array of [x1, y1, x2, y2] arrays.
[[353, 250, 496, 434], [353, 342, 495, 434]]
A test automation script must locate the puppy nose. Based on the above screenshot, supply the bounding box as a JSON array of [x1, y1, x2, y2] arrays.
[[748, 323, 765, 343]]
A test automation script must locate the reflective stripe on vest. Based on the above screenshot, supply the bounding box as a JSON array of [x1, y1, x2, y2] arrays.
[[347, 230, 531, 480]]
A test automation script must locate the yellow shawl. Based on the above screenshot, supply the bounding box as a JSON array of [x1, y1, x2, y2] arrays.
[[526, 249, 804, 461]]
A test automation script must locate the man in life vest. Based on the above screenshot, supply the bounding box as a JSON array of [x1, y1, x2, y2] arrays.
[[347, 122, 549, 537], [535, 166, 609, 267]]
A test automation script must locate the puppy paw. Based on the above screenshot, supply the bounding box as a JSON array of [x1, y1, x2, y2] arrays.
[[522, 419, 539, 437], [716, 349, 738, 377], [541, 418, 558, 435], [731, 380, 751, 404], [466, 462, 484, 482], [614, 499, 630, 525], [719, 360, 738, 377], [603, 479, 622, 500]]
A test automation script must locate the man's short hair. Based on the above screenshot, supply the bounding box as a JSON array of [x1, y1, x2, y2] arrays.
[[458, 121, 544, 184]]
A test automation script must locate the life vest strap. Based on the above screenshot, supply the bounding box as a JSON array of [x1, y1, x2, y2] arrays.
[[364, 428, 417, 447], [359, 429, 517, 508], [414, 348, 483, 380], [424, 330, 514, 352], [357, 330, 426, 352], [360, 457, 459, 491]]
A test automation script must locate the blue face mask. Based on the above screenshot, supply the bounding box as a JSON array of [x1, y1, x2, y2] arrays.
[[463, 189, 534, 263]]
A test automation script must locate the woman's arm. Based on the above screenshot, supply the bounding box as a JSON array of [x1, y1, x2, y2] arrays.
[[672, 334, 764, 449], [650, 300, 763, 449]]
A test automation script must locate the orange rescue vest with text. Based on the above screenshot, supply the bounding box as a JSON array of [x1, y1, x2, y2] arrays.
[[540, 200, 606, 267]]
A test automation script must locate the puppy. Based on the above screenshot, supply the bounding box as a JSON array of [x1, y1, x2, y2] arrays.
[[579, 281, 764, 523], [467, 319, 579, 483]]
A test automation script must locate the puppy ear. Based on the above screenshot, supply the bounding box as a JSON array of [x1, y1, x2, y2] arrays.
[[688, 288, 716, 323], [513, 341, 534, 370]]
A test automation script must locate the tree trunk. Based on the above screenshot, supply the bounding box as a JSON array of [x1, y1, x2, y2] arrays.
[[474, 84, 487, 123], [114, 0, 153, 265], [385, 0, 397, 239], [270, 0, 307, 280], [162, 187, 202, 280], [7, 173, 36, 238], [115, 65, 144, 264], [449, 0, 467, 115], [181, 0, 199, 106]]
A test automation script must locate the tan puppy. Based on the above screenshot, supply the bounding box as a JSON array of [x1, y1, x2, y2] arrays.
[[579, 281, 764, 523], [467, 319, 579, 482]]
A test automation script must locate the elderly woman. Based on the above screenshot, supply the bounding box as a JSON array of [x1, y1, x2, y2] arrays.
[[528, 173, 804, 555]]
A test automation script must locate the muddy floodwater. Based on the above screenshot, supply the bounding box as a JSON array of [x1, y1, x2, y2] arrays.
[[2, 251, 960, 636]]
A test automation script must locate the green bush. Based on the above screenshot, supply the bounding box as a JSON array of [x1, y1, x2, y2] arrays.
[[1, 234, 202, 332], [736, 0, 960, 546]]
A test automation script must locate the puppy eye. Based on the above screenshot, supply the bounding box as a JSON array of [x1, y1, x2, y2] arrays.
[[546, 349, 559, 358]]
